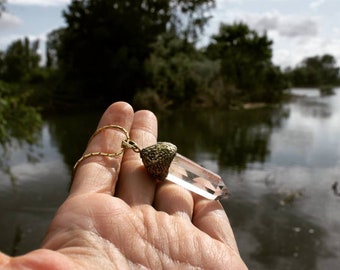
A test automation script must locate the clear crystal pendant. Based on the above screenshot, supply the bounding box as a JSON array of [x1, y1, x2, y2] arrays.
[[140, 142, 228, 200], [166, 153, 228, 200]]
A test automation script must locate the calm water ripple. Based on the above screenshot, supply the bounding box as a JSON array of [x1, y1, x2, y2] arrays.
[[1, 89, 339, 269]]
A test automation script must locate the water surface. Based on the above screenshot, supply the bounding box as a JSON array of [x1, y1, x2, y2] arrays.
[[1, 89, 340, 269]]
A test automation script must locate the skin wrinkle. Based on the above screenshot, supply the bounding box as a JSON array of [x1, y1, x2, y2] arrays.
[[83, 199, 191, 270], [43, 222, 96, 251], [74, 226, 206, 270], [85, 198, 150, 269], [55, 227, 133, 270], [133, 207, 206, 269], [125, 207, 171, 269], [88, 204, 152, 269], [43, 195, 116, 249], [92, 234, 127, 269], [111, 218, 158, 269], [133, 207, 164, 268]]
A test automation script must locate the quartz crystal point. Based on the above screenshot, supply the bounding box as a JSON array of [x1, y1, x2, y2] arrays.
[[166, 153, 228, 200]]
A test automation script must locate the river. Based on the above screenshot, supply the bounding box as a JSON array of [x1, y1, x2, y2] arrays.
[[1, 88, 340, 269]]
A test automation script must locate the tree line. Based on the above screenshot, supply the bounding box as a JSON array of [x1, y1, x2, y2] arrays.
[[1, 0, 340, 113]]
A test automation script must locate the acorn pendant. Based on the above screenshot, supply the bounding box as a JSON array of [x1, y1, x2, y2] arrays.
[[73, 124, 227, 200]]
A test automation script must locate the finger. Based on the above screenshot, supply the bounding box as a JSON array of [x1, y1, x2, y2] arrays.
[[154, 181, 194, 220], [115, 110, 158, 206], [70, 102, 134, 196], [192, 195, 240, 254]]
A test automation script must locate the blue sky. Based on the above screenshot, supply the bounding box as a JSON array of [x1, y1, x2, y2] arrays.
[[1, 0, 340, 68]]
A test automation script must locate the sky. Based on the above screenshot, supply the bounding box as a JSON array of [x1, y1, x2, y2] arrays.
[[0, 0, 340, 68]]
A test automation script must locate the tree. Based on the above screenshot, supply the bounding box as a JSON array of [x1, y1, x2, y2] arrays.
[[206, 22, 286, 102], [55, 0, 215, 105], [0, 37, 41, 83], [134, 30, 223, 110], [46, 28, 65, 70], [289, 54, 340, 87], [169, 0, 215, 42]]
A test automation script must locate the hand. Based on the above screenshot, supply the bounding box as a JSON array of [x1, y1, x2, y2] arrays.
[[0, 102, 247, 269]]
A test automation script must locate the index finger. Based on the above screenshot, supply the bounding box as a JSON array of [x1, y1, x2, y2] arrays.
[[70, 102, 134, 197]]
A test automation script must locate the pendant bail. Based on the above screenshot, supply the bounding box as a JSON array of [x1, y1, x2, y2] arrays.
[[121, 139, 141, 153]]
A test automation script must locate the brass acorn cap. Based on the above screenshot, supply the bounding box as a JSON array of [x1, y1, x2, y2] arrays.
[[140, 142, 177, 180]]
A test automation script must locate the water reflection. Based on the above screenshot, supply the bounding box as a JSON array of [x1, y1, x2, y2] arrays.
[[296, 98, 332, 119], [0, 107, 42, 188], [0, 111, 102, 255], [47, 111, 102, 169], [1, 89, 340, 269], [158, 105, 290, 171], [0, 125, 71, 255]]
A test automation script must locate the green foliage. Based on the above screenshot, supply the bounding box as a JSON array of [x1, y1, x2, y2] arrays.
[[1, 2, 291, 115], [57, 0, 172, 103], [52, 0, 215, 106], [145, 35, 200, 103], [287, 54, 340, 87], [0, 37, 57, 111], [0, 81, 42, 145], [0, 37, 41, 83], [46, 28, 64, 70], [135, 33, 221, 109], [206, 22, 287, 103], [169, 0, 215, 42]]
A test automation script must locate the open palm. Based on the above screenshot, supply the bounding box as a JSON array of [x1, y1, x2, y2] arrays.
[[1, 102, 247, 269]]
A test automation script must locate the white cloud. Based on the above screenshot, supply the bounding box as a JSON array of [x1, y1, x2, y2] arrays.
[[8, 0, 70, 6], [0, 34, 21, 48], [206, 8, 325, 67], [0, 12, 22, 30], [278, 16, 318, 37], [251, 13, 279, 32], [209, 8, 320, 39], [231, 11, 319, 38], [272, 35, 340, 68], [310, 0, 325, 9]]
